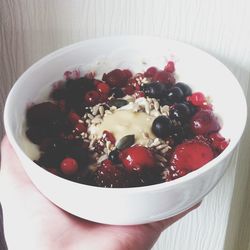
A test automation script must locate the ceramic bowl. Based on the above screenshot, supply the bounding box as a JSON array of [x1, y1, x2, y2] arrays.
[[4, 36, 247, 225]]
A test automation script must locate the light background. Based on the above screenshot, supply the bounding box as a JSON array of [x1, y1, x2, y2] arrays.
[[0, 1, 250, 249]]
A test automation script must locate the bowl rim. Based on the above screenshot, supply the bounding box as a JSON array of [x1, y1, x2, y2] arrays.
[[3, 35, 248, 193]]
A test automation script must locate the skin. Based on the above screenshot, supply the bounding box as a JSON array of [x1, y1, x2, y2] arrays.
[[0, 136, 200, 250]]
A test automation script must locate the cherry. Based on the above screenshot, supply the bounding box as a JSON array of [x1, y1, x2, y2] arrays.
[[190, 110, 221, 135], [119, 145, 155, 171], [60, 157, 79, 176], [96, 81, 110, 95]]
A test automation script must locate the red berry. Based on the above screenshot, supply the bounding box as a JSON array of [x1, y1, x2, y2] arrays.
[[102, 69, 127, 87], [171, 139, 214, 171], [122, 69, 133, 79], [123, 83, 135, 95], [102, 130, 116, 144], [95, 160, 128, 188], [152, 70, 175, 84], [134, 91, 145, 98], [187, 92, 206, 106], [96, 82, 110, 95], [144, 67, 158, 77], [74, 123, 87, 134], [190, 110, 221, 135], [60, 157, 79, 176], [119, 145, 155, 171], [68, 112, 80, 124], [84, 90, 100, 106], [209, 133, 229, 152], [164, 61, 175, 73], [47, 168, 58, 175]]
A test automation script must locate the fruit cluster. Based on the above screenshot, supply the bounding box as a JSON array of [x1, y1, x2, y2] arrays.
[[25, 61, 229, 188]]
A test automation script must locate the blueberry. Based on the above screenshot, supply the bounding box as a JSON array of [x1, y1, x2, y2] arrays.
[[142, 83, 170, 98], [175, 82, 192, 97], [112, 87, 125, 98], [166, 87, 184, 104], [108, 149, 120, 163], [152, 116, 172, 139], [169, 103, 191, 123]]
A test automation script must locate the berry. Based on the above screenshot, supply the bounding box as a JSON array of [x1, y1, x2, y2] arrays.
[[122, 69, 133, 79], [123, 83, 135, 95], [95, 160, 128, 188], [190, 110, 221, 135], [51, 87, 66, 101], [84, 90, 100, 106], [166, 87, 184, 104], [175, 82, 192, 97], [153, 70, 175, 84], [112, 87, 125, 98], [187, 92, 206, 106], [209, 133, 229, 152], [108, 149, 120, 163], [102, 130, 116, 144], [60, 157, 79, 176], [96, 82, 110, 95], [102, 69, 127, 87], [152, 116, 172, 139], [170, 139, 214, 171], [164, 61, 175, 73], [68, 112, 80, 125], [142, 83, 170, 98], [169, 103, 191, 123], [134, 91, 145, 98], [119, 145, 155, 171], [144, 67, 158, 77], [74, 123, 87, 134]]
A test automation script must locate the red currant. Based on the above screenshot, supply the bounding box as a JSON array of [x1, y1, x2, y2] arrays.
[[60, 157, 79, 176]]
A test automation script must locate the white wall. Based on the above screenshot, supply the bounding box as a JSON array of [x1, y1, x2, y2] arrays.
[[1, 0, 250, 249]]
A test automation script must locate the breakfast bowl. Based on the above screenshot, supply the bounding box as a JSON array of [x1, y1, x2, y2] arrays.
[[4, 36, 247, 225]]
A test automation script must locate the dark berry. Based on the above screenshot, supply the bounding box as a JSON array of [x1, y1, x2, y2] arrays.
[[26, 127, 47, 144], [142, 83, 170, 98], [108, 149, 120, 163], [95, 160, 128, 188], [169, 103, 191, 123], [60, 157, 79, 176], [152, 116, 172, 139], [165, 87, 184, 104], [51, 87, 66, 101], [84, 90, 100, 106], [175, 82, 192, 97], [112, 87, 125, 98]]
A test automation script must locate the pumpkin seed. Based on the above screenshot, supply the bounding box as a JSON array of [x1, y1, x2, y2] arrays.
[[108, 99, 128, 108], [116, 134, 135, 150]]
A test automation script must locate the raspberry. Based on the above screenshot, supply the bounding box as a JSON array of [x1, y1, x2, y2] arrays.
[[119, 145, 156, 171], [144, 67, 158, 77], [187, 92, 206, 106], [102, 69, 128, 87], [102, 130, 116, 145], [95, 160, 128, 188], [209, 133, 229, 152], [152, 70, 175, 84], [170, 139, 214, 171], [96, 81, 110, 95], [164, 61, 175, 73]]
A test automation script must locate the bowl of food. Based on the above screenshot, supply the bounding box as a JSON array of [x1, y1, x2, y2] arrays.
[[4, 36, 247, 225]]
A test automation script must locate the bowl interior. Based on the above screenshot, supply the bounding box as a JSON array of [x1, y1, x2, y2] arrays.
[[4, 36, 247, 187]]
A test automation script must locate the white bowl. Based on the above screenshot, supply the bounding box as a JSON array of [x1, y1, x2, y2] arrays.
[[4, 36, 247, 225]]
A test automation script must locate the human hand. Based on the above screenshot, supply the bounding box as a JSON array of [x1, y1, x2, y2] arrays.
[[0, 136, 200, 250]]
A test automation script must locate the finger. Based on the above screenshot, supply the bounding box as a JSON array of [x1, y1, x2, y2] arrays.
[[0, 135, 32, 188]]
